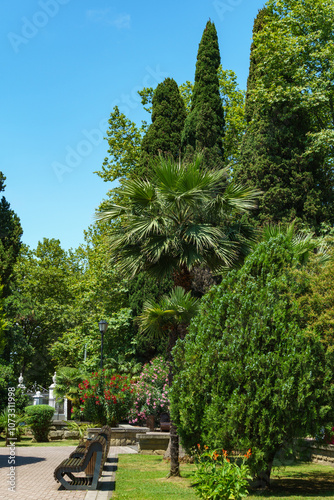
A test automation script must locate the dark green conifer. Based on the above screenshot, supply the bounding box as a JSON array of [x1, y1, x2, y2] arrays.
[[181, 20, 225, 168], [234, 9, 332, 229], [244, 7, 269, 123], [139, 78, 186, 176]]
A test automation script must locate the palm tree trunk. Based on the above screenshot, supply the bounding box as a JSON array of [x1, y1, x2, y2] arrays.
[[172, 265, 193, 292]]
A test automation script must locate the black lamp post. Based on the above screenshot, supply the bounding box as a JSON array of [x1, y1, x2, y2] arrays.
[[98, 320, 108, 370]]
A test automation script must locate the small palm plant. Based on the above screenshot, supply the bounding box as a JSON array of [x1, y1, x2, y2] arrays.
[[138, 286, 200, 476]]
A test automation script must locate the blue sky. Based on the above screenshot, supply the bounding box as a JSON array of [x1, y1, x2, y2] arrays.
[[2, 0, 265, 251]]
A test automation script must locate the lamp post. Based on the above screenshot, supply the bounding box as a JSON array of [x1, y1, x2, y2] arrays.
[[98, 320, 108, 370]]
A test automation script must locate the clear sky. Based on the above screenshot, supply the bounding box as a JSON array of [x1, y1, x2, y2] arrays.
[[2, 0, 265, 251]]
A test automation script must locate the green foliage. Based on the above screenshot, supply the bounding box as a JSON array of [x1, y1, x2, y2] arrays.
[[192, 447, 252, 500], [234, 1, 334, 228], [128, 356, 169, 426], [48, 224, 132, 371], [0, 171, 22, 300], [104, 354, 142, 380], [182, 20, 225, 168], [25, 404, 55, 442], [96, 155, 259, 280], [14, 386, 30, 413], [96, 106, 142, 184], [7, 239, 82, 384], [0, 408, 26, 440], [171, 233, 334, 486], [218, 68, 246, 167], [0, 284, 7, 356], [138, 287, 200, 340], [140, 78, 186, 176], [0, 363, 14, 413], [53, 366, 85, 414], [78, 371, 135, 426]]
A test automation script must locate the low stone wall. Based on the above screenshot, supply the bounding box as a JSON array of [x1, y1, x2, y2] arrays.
[[48, 420, 79, 441], [137, 432, 170, 455], [302, 438, 334, 465], [88, 425, 149, 446]]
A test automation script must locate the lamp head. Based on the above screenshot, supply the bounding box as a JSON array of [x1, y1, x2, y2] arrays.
[[98, 320, 108, 334]]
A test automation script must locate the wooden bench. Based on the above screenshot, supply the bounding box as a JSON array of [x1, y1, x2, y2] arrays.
[[69, 425, 112, 460], [54, 434, 106, 490]]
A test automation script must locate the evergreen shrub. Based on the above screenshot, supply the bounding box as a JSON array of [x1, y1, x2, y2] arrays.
[[25, 405, 55, 442], [171, 234, 334, 485]]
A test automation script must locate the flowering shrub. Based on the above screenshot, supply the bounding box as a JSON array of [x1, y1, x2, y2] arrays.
[[78, 370, 134, 426], [192, 446, 252, 500], [128, 356, 169, 425]]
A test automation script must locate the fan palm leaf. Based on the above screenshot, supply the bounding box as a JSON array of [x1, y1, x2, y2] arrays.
[[95, 155, 260, 279]]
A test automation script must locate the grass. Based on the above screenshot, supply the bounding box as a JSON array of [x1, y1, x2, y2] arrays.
[[0, 435, 79, 447], [112, 454, 197, 500], [248, 461, 334, 499], [112, 454, 334, 500]]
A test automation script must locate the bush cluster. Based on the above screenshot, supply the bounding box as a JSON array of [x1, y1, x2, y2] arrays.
[[128, 356, 169, 426], [78, 370, 134, 426], [25, 405, 55, 442]]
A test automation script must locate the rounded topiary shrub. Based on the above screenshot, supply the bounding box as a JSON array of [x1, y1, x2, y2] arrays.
[[25, 405, 55, 442]]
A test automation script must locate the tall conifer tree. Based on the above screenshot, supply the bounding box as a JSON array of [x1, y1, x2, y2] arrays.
[[139, 78, 186, 176], [234, 8, 331, 229], [181, 20, 225, 168]]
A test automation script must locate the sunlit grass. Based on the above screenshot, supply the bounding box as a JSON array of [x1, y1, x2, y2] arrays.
[[112, 454, 197, 500], [113, 454, 334, 500]]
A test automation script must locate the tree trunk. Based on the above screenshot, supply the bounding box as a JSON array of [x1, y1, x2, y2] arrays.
[[169, 421, 179, 476], [172, 265, 193, 292], [252, 453, 276, 489], [167, 328, 180, 477]]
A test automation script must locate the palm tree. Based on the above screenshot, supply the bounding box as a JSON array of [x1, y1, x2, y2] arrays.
[[138, 287, 200, 476], [96, 155, 260, 286], [96, 155, 260, 475]]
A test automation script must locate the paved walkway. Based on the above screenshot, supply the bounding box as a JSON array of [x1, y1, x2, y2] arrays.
[[0, 445, 137, 500]]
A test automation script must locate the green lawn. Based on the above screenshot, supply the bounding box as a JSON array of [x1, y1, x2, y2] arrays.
[[112, 454, 197, 500], [0, 435, 79, 447], [112, 455, 334, 500]]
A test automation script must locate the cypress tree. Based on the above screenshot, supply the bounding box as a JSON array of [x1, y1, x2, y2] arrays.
[[244, 7, 269, 123], [181, 20, 225, 168], [233, 8, 331, 229], [139, 78, 186, 176]]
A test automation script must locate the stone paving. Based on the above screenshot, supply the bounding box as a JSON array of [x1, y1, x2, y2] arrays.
[[0, 445, 137, 500]]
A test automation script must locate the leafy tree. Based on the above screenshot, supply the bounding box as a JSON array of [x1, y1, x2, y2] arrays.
[[234, 2, 334, 228], [96, 106, 142, 185], [49, 224, 133, 370], [7, 239, 81, 385], [139, 78, 186, 176], [171, 230, 334, 487], [181, 20, 225, 168], [0, 172, 22, 299]]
